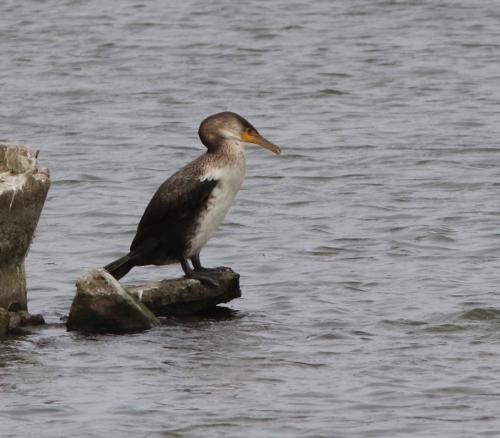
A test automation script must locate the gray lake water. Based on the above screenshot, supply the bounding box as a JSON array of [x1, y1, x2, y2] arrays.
[[2, 0, 500, 436]]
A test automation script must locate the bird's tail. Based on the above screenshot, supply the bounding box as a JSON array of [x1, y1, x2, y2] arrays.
[[104, 253, 137, 280]]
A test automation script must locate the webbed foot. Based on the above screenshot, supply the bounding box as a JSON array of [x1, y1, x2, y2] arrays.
[[180, 256, 221, 287], [194, 266, 232, 274], [190, 254, 233, 275]]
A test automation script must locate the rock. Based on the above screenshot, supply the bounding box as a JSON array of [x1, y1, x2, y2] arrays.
[[27, 313, 46, 326], [0, 308, 42, 338], [0, 307, 10, 337], [0, 144, 50, 311], [8, 310, 45, 330], [67, 269, 160, 333], [127, 270, 241, 316]]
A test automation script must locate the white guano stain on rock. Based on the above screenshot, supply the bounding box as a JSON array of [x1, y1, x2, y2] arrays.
[[0, 144, 50, 313]]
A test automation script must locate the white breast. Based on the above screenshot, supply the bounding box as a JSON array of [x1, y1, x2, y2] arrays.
[[187, 150, 246, 257]]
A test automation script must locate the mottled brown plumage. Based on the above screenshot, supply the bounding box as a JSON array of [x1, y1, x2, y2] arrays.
[[104, 112, 281, 286]]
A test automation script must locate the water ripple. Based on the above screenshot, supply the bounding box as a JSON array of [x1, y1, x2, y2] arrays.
[[2, 0, 500, 437]]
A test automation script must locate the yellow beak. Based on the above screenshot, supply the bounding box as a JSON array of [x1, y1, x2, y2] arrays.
[[241, 130, 281, 155]]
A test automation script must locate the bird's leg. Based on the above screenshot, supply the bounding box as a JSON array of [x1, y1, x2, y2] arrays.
[[191, 254, 232, 273], [180, 256, 220, 287]]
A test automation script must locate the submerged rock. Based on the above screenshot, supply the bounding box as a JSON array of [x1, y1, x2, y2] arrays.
[[0, 305, 45, 337], [67, 269, 160, 333], [8, 310, 45, 330], [127, 270, 241, 316], [0, 144, 50, 311]]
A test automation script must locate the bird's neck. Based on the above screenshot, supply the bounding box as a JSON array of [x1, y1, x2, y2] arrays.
[[209, 139, 245, 160]]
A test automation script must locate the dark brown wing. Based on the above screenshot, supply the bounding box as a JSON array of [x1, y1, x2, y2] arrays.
[[130, 170, 218, 261]]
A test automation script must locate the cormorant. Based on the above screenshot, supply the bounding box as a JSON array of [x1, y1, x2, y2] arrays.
[[104, 112, 281, 286]]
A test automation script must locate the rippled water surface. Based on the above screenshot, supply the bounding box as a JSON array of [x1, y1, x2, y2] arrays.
[[2, 1, 500, 436]]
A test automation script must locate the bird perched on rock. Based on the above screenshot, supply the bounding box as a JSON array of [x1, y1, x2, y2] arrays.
[[104, 112, 281, 286]]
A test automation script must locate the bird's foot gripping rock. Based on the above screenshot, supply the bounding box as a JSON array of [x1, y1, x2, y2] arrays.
[[127, 270, 241, 317], [195, 266, 234, 274]]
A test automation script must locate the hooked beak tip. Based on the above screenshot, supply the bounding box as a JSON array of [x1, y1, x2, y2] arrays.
[[243, 132, 282, 155]]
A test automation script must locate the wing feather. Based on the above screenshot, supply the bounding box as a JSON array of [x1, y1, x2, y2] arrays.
[[130, 170, 218, 259]]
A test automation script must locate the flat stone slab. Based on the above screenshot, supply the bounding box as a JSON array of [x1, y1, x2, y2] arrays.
[[127, 270, 241, 316], [67, 269, 160, 334]]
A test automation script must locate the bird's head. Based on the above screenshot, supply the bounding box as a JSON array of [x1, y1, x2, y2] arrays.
[[198, 112, 281, 155]]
